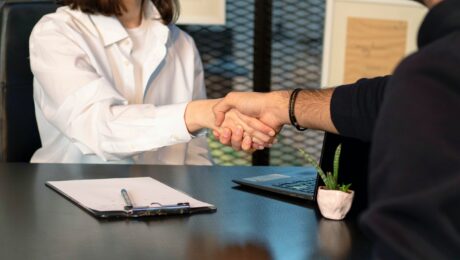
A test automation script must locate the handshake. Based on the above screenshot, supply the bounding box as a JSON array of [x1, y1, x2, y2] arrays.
[[212, 91, 288, 152], [185, 89, 337, 152]]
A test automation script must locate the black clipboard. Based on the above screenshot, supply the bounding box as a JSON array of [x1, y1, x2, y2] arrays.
[[46, 177, 216, 218]]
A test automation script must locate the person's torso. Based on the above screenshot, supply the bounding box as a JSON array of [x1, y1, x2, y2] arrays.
[[31, 6, 208, 165], [363, 0, 460, 257]]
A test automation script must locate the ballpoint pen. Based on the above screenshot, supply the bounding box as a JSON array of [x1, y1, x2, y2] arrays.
[[121, 188, 134, 210]]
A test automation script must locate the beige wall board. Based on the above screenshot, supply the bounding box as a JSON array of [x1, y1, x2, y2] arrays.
[[177, 0, 226, 25], [344, 17, 407, 84], [321, 0, 427, 88]]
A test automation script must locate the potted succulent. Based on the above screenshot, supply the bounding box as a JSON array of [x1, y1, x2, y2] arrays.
[[300, 144, 354, 220]]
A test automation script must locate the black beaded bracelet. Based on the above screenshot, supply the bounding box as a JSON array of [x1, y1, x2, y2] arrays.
[[289, 88, 307, 131]]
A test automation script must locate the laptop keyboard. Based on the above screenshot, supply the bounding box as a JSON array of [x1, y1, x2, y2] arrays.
[[272, 179, 316, 193]]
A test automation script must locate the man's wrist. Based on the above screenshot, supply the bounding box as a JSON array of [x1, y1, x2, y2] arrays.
[[289, 89, 307, 131], [292, 87, 337, 133], [269, 90, 290, 125]]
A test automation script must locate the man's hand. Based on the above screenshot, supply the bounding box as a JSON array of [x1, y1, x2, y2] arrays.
[[213, 88, 339, 151], [213, 91, 289, 128]]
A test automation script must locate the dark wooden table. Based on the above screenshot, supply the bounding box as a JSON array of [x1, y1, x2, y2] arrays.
[[0, 163, 372, 259]]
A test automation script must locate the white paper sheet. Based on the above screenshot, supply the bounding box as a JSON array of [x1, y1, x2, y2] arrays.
[[47, 177, 213, 212]]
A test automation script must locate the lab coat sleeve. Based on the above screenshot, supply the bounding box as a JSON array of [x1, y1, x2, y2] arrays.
[[29, 18, 192, 161]]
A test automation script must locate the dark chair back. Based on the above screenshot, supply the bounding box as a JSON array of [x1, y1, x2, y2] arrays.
[[0, 0, 57, 162], [319, 132, 371, 216]]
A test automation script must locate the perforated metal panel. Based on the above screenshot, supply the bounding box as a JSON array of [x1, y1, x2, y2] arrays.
[[181, 1, 255, 165], [270, 0, 325, 165], [182, 0, 325, 166]]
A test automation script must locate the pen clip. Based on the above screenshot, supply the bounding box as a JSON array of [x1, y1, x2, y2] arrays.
[[127, 202, 191, 216]]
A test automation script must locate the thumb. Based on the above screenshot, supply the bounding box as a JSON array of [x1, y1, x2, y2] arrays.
[[213, 100, 233, 126]]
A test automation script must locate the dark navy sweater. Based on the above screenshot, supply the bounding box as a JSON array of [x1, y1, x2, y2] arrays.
[[330, 0, 460, 258]]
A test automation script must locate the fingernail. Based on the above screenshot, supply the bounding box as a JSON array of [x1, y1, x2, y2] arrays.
[[269, 130, 276, 137], [258, 146, 264, 150], [224, 129, 231, 138], [236, 126, 243, 135]]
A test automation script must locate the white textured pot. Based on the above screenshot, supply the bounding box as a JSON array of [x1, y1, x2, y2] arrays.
[[317, 186, 354, 220]]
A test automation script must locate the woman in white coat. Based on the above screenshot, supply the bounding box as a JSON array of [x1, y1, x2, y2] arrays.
[[29, 0, 274, 164]]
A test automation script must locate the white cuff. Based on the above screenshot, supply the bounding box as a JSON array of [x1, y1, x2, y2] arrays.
[[153, 102, 192, 144]]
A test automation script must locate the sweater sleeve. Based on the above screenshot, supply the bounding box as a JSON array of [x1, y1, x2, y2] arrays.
[[330, 76, 390, 141]]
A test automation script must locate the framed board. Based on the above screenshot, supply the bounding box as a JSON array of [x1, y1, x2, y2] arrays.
[[177, 0, 226, 25], [321, 0, 427, 87]]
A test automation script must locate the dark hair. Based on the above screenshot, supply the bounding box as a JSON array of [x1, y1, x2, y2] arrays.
[[62, 0, 179, 24]]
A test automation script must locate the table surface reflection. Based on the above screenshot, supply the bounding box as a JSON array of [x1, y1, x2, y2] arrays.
[[0, 163, 372, 259]]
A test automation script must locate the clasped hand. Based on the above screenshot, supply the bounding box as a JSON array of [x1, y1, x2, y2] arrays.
[[212, 92, 288, 152]]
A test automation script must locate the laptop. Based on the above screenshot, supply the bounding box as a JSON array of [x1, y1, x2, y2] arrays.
[[233, 167, 318, 200], [233, 133, 370, 203]]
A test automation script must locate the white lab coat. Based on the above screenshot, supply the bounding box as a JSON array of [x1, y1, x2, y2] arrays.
[[29, 2, 212, 165]]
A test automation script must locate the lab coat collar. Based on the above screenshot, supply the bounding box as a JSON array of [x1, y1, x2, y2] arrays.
[[63, 1, 165, 47], [89, 14, 128, 46]]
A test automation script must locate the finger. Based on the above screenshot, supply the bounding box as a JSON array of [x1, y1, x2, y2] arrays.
[[250, 136, 264, 145], [225, 117, 262, 143], [231, 126, 244, 151], [252, 137, 273, 148], [233, 111, 276, 137], [241, 135, 253, 152], [249, 131, 273, 144], [214, 111, 226, 127], [246, 117, 276, 137], [219, 128, 232, 146], [235, 114, 275, 143], [213, 99, 234, 126], [213, 129, 220, 138], [250, 141, 266, 150]]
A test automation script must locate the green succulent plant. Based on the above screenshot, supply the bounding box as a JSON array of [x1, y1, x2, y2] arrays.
[[299, 144, 351, 193]]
